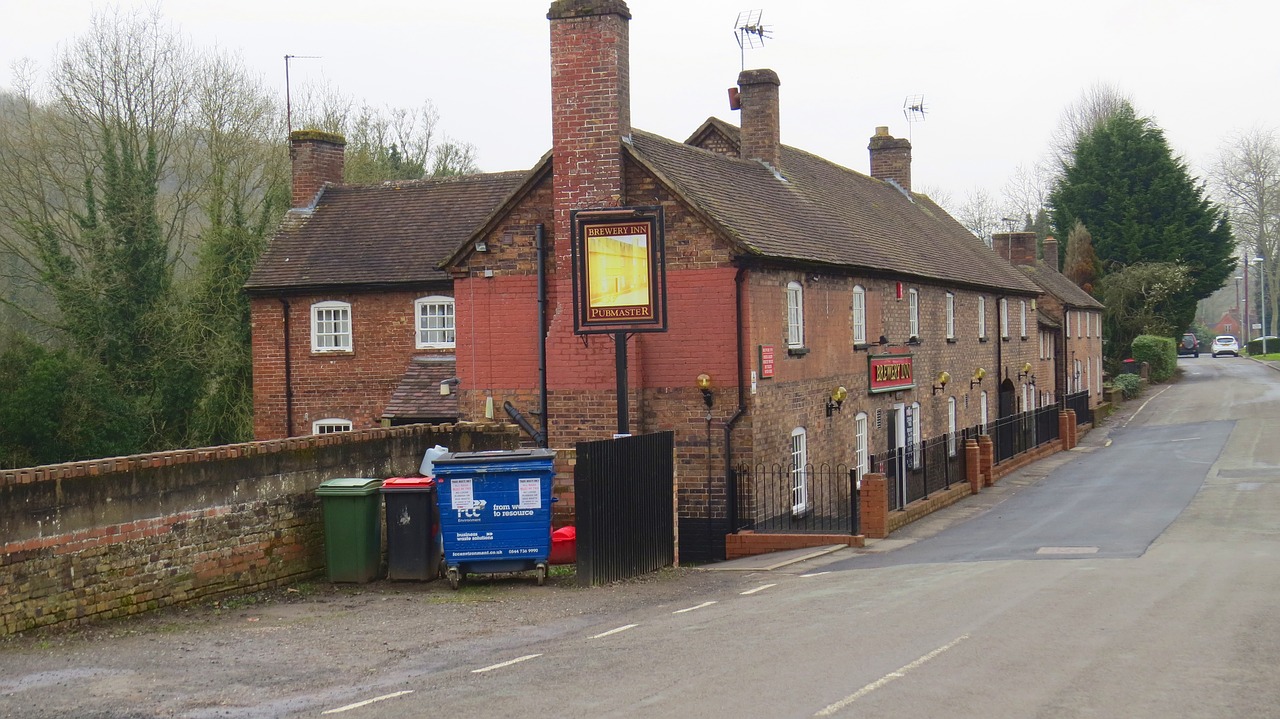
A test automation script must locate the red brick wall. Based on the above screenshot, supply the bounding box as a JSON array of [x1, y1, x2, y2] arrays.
[[0, 423, 517, 635], [251, 288, 450, 440], [868, 128, 912, 193]]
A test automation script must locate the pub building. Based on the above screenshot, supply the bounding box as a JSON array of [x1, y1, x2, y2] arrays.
[[249, 0, 1088, 562]]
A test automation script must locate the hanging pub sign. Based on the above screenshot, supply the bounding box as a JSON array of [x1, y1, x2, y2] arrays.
[[570, 207, 668, 335], [868, 354, 915, 394]]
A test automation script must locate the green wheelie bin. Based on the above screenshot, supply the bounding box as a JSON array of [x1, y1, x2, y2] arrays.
[[315, 477, 384, 583]]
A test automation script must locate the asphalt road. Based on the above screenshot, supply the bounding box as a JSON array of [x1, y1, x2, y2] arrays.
[[2, 355, 1279, 718]]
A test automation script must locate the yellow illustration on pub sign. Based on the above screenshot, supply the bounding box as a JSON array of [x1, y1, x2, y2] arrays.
[[585, 223, 653, 322]]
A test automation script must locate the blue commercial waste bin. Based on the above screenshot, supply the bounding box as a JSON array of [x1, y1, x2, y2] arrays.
[[433, 449, 556, 589]]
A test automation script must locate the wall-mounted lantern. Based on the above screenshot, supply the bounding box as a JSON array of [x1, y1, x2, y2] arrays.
[[1018, 362, 1033, 381], [970, 367, 986, 389], [825, 386, 848, 417], [697, 373, 714, 408], [932, 371, 951, 395]]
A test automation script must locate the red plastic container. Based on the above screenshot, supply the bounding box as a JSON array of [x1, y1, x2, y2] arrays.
[[550, 526, 576, 565]]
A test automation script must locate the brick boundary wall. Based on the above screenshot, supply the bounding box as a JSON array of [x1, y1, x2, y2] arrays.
[[1, 423, 517, 636]]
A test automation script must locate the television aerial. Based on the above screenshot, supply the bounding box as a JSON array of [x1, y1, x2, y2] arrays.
[[733, 10, 772, 71], [903, 94, 927, 141]]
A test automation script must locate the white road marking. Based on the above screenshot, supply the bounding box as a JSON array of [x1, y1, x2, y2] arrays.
[[1123, 384, 1171, 427], [472, 654, 543, 673], [1167, 437, 1200, 442], [322, 690, 414, 714], [591, 624, 638, 639], [814, 635, 969, 716], [800, 571, 831, 578], [740, 583, 777, 595], [672, 601, 717, 614]]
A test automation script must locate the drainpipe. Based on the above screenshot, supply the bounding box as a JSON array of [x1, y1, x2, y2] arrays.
[[724, 267, 749, 533], [536, 223, 549, 448], [996, 295, 1004, 417], [279, 298, 294, 437]]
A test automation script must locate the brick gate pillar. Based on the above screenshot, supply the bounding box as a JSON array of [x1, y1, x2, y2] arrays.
[[1059, 411, 1073, 450], [965, 439, 982, 494], [859, 473, 889, 539], [977, 434, 994, 487]]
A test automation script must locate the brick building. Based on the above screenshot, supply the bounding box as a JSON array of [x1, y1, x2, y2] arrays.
[[994, 233, 1105, 406], [247, 0, 1103, 560], [245, 131, 525, 438]]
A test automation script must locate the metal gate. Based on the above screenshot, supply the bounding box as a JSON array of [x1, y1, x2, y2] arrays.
[[574, 431, 675, 586]]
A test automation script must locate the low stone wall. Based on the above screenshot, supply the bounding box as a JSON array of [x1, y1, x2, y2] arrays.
[[1, 423, 517, 636]]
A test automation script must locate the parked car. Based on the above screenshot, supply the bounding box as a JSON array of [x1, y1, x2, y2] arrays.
[[1177, 333, 1199, 357], [1210, 335, 1240, 357], [1208, 337, 1239, 355]]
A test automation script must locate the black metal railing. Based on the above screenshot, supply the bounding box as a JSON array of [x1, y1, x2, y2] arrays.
[[575, 431, 675, 587], [732, 462, 859, 535], [1065, 390, 1092, 424], [872, 426, 977, 511]]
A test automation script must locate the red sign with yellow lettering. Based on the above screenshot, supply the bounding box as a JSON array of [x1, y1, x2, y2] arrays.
[[868, 354, 915, 394]]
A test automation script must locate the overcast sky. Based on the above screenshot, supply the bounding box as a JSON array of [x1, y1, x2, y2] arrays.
[[3, 0, 1277, 209]]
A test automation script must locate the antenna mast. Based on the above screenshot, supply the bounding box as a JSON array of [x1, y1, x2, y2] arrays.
[[284, 54, 321, 134], [733, 10, 771, 71]]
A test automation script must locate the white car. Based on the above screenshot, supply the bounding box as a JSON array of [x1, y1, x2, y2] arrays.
[[1210, 335, 1239, 357]]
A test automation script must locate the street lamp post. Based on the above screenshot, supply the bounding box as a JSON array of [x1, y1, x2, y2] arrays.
[[1253, 257, 1268, 355]]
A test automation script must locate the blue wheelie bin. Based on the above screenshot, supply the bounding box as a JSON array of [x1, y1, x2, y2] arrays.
[[432, 449, 556, 589]]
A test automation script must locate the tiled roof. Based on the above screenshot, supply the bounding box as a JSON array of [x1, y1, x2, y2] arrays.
[[1018, 264, 1104, 309], [246, 172, 526, 292], [382, 355, 459, 420], [627, 122, 1042, 295]]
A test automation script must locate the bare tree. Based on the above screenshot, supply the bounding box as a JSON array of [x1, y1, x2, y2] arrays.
[[953, 188, 1003, 247], [1213, 127, 1280, 338], [1001, 161, 1053, 229], [1050, 82, 1133, 169]]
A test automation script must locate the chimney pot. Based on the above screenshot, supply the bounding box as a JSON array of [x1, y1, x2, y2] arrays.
[[1043, 236, 1060, 272]]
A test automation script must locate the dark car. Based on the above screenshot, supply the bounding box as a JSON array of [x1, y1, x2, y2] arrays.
[[1177, 333, 1199, 357]]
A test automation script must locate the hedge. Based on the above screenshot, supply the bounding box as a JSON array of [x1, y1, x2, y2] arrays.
[[1133, 335, 1176, 382]]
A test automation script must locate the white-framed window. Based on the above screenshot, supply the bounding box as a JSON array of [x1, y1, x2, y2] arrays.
[[1085, 311, 1091, 338], [980, 391, 989, 432], [1022, 383, 1029, 412], [1077, 311, 1082, 338], [1020, 300, 1027, 338], [786, 281, 804, 348], [312, 418, 352, 434], [908, 288, 919, 339], [947, 398, 957, 457], [790, 427, 808, 516], [978, 296, 987, 339], [414, 295, 455, 349], [910, 401, 922, 469], [1065, 310, 1071, 338], [945, 292, 955, 339], [1000, 298, 1009, 339], [852, 285, 866, 345], [854, 412, 869, 487], [311, 301, 352, 352], [1039, 332, 1046, 360]]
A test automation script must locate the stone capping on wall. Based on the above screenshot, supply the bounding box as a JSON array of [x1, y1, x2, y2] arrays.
[[0, 422, 507, 486]]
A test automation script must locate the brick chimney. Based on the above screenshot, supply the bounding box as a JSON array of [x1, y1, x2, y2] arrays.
[[737, 69, 781, 171], [868, 126, 912, 193], [1042, 236, 1060, 272], [289, 130, 345, 209], [993, 231, 1037, 267], [548, 0, 631, 220]]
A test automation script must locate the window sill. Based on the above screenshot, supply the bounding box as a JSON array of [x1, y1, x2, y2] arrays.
[[946, 337, 957, 344], [979, 337, 989, 343], [312, 349, 354, 356], [1001, 336, 1011, 342], [1020, 335, 1028, 341], [907, 337, 921, 346], [853, 343, 872, 352], [787, 346, 810, 357]]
